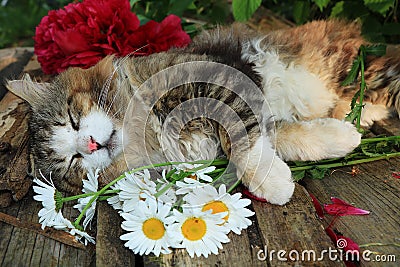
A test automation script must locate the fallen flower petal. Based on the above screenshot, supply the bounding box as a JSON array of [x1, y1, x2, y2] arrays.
[[309, 193, 324, 219], [242, 188, 268, 203], [325, 227, 338, 244], [392, 172, 400, 179], [324, 197, 370, 216], [325, 228, 360, 266]]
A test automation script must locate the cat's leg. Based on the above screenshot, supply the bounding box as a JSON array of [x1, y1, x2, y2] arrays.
[[225, 134, 295, 205], [272, 118, 362, 161]]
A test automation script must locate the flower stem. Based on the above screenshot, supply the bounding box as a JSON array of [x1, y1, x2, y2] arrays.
[[360, 135, 400, 144], [227, 177, 242, 193], [290, 152, 400, 172], [62, 190, 119, 202], [154, 160, 228, 198], [73, 161, 192, 227], [356, 46, 366, 130], [359, 242, 400, 248]]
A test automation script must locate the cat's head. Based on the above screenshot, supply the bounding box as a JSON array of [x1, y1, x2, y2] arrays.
[[7, 56, 127, 193]]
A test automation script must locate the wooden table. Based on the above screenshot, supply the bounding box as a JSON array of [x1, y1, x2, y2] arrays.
[[0, 26, 399, 267]]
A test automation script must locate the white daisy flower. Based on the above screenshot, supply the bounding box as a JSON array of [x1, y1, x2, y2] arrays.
[[175, 177, 207, 195], [33, 171, 62, 230], [107, 186, 123, 211], [184, 184, 255, 234], [73, 168, 100, 229], [116, 169, 157, 212], [51, 214, 95, 245], [170, 206, 230, 258], [176, 163, 216, 182], [69, 227, 96, 245], [120, 198, 176, 256], [32, 171, 95, 245]]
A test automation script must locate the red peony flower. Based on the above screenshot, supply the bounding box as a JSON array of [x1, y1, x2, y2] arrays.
[[34, 0, 191, 74], [122, 14, 192, 56]]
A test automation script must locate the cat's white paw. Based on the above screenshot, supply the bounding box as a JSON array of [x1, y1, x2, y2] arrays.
[[326, 120, 361, 158], [238, 136, 295, 205], [245, 154, 295, 205], [276, 118, 362, 161]]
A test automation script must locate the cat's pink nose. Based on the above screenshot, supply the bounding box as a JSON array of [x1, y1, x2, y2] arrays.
[[88, 136, 100, 152]]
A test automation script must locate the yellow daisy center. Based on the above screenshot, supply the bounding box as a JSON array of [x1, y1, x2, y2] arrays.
[[142, 218, 165, 240], [202, 201, 229, 222], [188, 174, 198, 180], [181, 217, 207, 241]]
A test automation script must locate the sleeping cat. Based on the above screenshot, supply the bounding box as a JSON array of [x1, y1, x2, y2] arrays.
[[6, 20, 400, 205]]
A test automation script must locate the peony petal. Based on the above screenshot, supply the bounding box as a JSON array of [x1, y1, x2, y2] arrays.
[[309, 193, 324, 219], [242, 188, 268, 203], [392, 172, 400, 179], [324, 197, 370, 216]]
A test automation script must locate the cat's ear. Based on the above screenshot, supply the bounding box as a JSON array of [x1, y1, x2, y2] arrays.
[[6, 74, 50, 108]]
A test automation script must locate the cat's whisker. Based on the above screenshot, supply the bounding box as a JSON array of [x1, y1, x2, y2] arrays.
[[110, 106, 124, 120], [105, 92, 119, 116], [99, 45, 149, 112]]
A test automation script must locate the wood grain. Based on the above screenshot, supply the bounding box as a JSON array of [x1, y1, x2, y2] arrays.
[[303, 158, 400, 267], [96, 201, 136, 267]]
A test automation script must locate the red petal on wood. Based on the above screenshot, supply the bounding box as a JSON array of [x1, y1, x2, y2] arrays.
[[242, 188, 268, 203], [325, 227, 338, 243], [392, 172, 400, 179], [309, 193, 324, 219], [324, 197, 370, 216]]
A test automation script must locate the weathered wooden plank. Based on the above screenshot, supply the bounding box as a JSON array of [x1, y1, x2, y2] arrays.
[[57, 200, 94, 267], [0, 47, 34, 100], [1, 194, 38, 267], [96, 201, 136, 267], [0, 200, 21, 265], [253, 184, 340, 266], [0, 92, 31, 207], [151, 227, 265, 267], [0, 190, 93, 267], [0, 53, 52, 208], [303, 158, 400, 267]]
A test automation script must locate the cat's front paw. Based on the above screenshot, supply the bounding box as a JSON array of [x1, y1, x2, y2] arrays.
[[244, 155, 295, 205], [328, 120, 362, 157], [248, 179, 295, 205]]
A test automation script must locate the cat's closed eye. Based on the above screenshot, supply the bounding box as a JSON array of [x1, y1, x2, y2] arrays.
[[68, 108, 80, 130], [72, 153, 83, 160], [53, 121, 66, 127]]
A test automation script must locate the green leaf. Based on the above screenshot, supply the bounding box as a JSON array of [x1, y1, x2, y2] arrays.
[[130, 0, 141, 8], [313, 0, 330, 11], [308, 167, 328, 179], [365, 44, 387, 56], [346, 103, 363, 123], [293, 0, 311, 24], [169, 0, 194, 16], [364, 0, 394, 15], [341, 58, 361, 86], [292, 170, 306, 181], [330, 1, 345, 17], [330, 1, 370, 18], [232, 0, 262, 21]]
